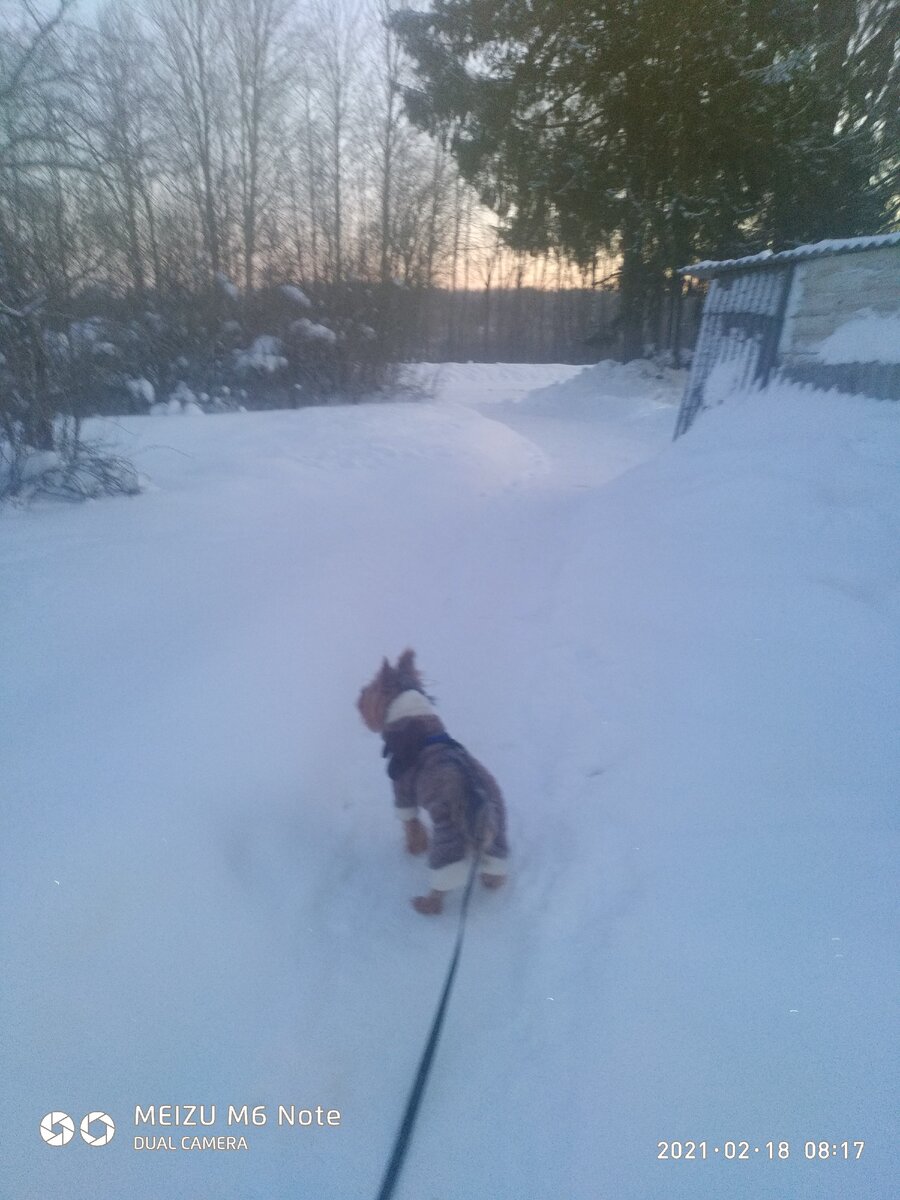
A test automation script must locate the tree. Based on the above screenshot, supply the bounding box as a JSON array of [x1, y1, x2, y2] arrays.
[[311, 0, 364, 284], [836, 0, 899, 226], [148, 0, 229, 281], [223, 0, 296, 292], [0, 0, 81, 297], [374, 0, 405, 285], [393, 0, 895, 359], [73, 5, 164, 297]]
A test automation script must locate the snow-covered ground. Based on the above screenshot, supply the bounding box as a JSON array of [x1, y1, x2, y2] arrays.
[[2, 362, 897, 1199]]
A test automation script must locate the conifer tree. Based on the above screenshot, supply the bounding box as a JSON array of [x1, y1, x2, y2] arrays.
[[393, 0, 893, 359]]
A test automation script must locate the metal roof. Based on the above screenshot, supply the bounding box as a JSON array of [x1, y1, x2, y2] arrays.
[[680, 231, 900, 279]]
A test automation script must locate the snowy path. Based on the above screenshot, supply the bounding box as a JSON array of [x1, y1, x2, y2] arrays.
[[2, 363, 897, 1199]]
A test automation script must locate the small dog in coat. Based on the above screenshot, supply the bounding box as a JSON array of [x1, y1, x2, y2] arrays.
[[357, 649, 509, 914]]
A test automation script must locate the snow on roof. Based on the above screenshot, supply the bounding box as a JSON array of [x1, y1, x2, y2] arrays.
[[680, 232, 900, 278]]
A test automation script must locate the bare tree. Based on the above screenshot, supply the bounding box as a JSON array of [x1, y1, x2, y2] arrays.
[[68, 5, 166, 297], [0, 0, 80, 296], [310, 0, 364, 283], [148, 0, 228, 281], [297, 58, 324, 284], [222, 0, 295, 291], [374, 0, 405, 285], [0, 0, 76, 167]]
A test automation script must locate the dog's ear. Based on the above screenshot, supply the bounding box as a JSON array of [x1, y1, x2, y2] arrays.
[[396, 648, 417, 673], [395, 648, 423, 692]]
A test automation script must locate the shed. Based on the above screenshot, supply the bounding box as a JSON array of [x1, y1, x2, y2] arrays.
[[673, 233, 900, 437]]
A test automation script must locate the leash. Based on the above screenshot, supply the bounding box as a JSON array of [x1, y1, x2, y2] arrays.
[[375, 736, 488, 1200], [374, 852, 480, 1200]]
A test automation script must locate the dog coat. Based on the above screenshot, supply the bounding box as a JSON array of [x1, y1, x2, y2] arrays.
[[383, 704, 509, 891]]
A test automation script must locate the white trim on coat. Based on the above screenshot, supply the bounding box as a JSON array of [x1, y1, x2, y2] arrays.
[[430, 852, 509, 891], [385, 689, 436, 725]]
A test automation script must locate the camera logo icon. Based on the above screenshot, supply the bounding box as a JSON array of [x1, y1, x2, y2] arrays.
[[40, 1112, 75, 1146], [81, 1112, 116, 1146], [39, 1111, 115, 1147]]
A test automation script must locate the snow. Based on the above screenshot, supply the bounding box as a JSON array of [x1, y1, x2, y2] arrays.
[[151, 381, 203, 416], [290, 317, 337, 344], [1, 363, 897, 1200], [760, 47, 809, 84], [703, 351, 757, 406], [126, 378, 155, 406], [682, 231, 900, 278], [69, 318, 105, 349], [279, 284, 312, 308], [814, 310, 900, 364], [18, 448, 62, 481], [214, 272, 240, 300], [235, 335, 288, 374]]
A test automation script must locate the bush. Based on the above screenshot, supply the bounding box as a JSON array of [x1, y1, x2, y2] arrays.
[[0, 301, 140, 502], [43, 278, 403, 417]]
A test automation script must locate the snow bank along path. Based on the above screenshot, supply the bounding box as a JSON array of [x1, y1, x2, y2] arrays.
[[1, 362, 897, 1199]]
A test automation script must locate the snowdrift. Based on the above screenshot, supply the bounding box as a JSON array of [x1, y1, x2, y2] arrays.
[[1, 365, 896, 1199]]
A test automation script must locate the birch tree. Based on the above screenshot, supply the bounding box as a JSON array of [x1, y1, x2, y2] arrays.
[[148, 0, 228, 281], [310, 0, 364, 283], [223, 0, 295, 291]]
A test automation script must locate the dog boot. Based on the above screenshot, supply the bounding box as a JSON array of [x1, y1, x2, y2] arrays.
[[480, 873, 506, 889], [411, 890, 444, 915]]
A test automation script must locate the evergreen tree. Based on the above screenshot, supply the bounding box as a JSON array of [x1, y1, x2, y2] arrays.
[[393, 0, 894, 359]]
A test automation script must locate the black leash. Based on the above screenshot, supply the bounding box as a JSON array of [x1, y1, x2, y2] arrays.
[[374, 830, 483, 1200]]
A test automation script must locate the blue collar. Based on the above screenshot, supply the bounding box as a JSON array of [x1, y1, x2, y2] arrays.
[[423, 732, 456, 747]]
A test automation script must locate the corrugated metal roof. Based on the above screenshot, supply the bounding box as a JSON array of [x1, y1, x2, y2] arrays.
[[680, 232, 900, 279]]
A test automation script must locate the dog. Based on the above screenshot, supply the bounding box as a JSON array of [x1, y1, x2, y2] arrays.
[[357, 649, 509, 915]]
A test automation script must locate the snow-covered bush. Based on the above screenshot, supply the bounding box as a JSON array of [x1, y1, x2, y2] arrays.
[[279, 284, 312, 309], [215, 273, 240, 301], [290, 318, 337, 344], [126, 377, 155, 407], [151, 381, 205, 416], [0, 299, 142, 502], [1, 434, 141, 501], [235, 335, 289, 375], [1, 277, 400, 451]]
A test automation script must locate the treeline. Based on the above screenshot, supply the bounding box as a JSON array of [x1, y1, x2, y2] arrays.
[[0, 0, 551, 496], [0, 0, 489, 301], [0, 0, 721, 368], [397, 287, 704, 365]]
